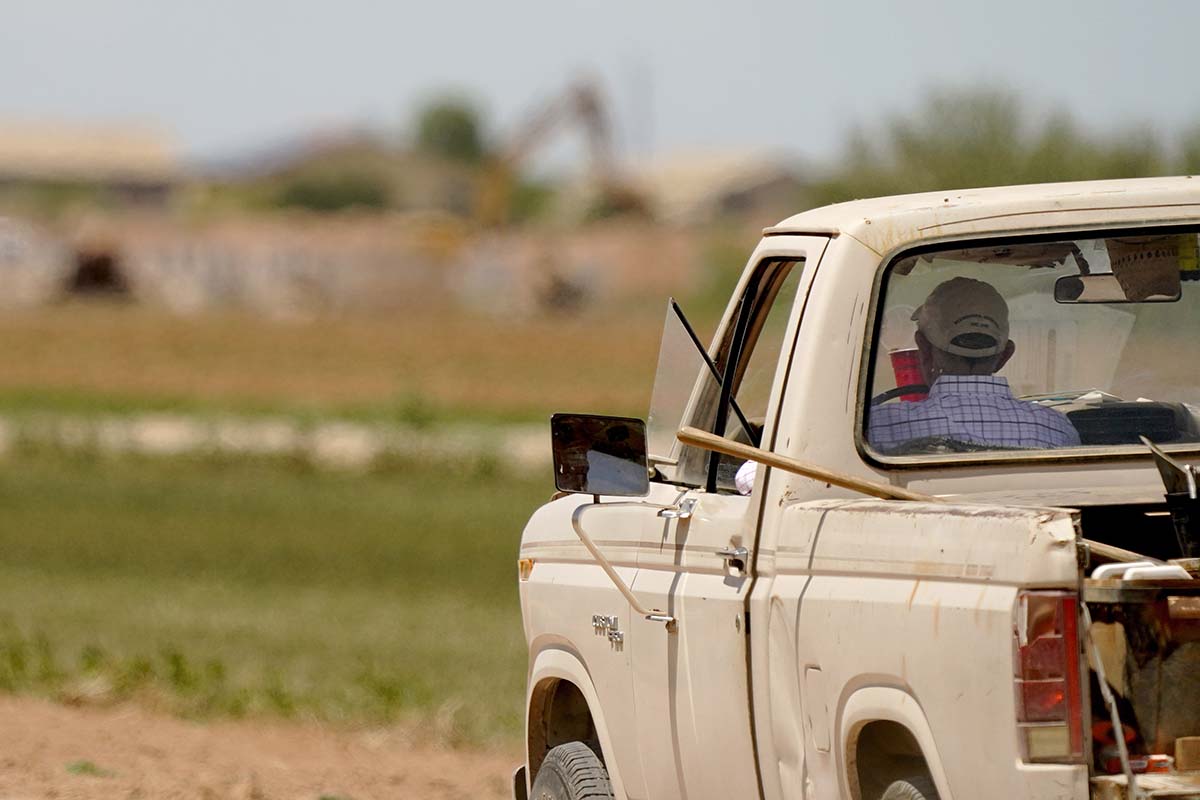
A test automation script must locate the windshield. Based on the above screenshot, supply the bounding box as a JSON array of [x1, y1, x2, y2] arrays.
[[865, 229, 1200, 458]]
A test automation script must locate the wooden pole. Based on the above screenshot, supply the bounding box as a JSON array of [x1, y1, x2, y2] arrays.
[[676, 426, 1151, 564], [677, 426, 939, 503]]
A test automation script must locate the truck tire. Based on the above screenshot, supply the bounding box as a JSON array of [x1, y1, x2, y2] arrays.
[[530, 741, 614, 800], [880, 775, 939, 800]]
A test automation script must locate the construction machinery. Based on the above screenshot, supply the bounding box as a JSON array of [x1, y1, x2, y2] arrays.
[[476, 79, 644, 227]]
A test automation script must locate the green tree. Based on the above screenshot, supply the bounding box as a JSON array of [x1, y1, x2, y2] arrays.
[[1181, 123, 1200, 174], [811, 86, 1171, 205], [273, 172, 391, 212], [414, 96, 486, 164]]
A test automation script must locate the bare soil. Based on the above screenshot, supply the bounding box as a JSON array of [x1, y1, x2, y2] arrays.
[[0, 303, 659, 416], [0, 696, 519, 800]]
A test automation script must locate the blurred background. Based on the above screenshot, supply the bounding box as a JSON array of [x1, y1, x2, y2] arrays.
[[2, 0, 1200, 794]]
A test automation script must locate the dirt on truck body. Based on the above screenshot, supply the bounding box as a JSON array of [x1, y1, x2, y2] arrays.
[[514, 177, 1200, 800]]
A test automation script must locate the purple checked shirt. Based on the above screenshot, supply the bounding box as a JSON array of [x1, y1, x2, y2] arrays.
[[868, 375, 1081, 453]]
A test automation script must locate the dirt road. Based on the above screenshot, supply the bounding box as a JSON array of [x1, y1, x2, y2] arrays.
[[0, 695, 519, 799]]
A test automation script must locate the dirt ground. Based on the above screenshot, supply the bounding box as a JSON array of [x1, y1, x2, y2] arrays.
[[0, 696, 520, 800]]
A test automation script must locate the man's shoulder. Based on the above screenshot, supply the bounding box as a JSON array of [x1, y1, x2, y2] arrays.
[[1009, 397, 1081, 444], [868, 398, 927, 428]]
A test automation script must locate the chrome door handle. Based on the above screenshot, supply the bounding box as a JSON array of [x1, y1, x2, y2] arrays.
[[717, 546, 749, 563], [657, 498, 697, 520]]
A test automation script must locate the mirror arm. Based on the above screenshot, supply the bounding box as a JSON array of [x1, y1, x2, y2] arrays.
[[1068, 243, 1091, 275], [571, 502, 677, 630]]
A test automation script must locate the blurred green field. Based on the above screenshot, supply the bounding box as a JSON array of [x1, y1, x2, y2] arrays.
[[0, 300, 726, 745], [0, 448, 549, 744]]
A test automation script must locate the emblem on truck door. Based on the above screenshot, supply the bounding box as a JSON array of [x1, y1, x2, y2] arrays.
[[591, 614, 624, 647]]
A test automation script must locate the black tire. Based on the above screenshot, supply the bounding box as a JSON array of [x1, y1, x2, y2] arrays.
[[880, 775, 939, 800], [530, 741, 614, 800]]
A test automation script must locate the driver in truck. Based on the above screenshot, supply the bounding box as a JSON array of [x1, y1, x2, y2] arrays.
[[868, 276, 1081, 452]]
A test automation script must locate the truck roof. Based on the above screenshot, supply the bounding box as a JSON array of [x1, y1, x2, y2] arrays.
[[767, 175, 1200, 255]]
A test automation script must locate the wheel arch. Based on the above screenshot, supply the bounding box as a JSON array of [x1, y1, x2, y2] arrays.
[[839, 686, 951, 800], [526, 645, 628, 800]]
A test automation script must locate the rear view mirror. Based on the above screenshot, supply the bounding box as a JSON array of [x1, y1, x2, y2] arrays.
[[1054, 273, 1180, 304], [551, 413, 649, 497]]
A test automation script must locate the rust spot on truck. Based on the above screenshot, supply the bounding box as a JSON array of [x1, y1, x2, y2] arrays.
[[906, 580, 921, 611]]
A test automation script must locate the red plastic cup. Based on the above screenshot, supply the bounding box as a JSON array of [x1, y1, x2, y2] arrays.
[[889, 348, 927, 402]]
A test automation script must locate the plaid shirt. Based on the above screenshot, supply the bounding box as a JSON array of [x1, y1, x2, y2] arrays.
[[868, 375, 1081, 452]]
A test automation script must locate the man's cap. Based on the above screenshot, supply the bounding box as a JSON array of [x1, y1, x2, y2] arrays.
[[912, 277, 1009, 358]]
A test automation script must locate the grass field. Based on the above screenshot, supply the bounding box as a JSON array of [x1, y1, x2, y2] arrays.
[[0, 448, 549, 744], [0, 300, 726, 745]]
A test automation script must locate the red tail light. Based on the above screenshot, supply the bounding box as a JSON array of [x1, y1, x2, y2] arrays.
[[1014, 591, 1084, 762]]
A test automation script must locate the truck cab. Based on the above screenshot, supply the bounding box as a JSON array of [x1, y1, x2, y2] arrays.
[[516, 177, 1200, 800]]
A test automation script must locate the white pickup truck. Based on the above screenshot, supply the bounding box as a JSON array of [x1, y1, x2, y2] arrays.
[[514, 177, 1200, 800]]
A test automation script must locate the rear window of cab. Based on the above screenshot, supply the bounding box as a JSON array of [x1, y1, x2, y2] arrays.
[[862, 228, 1200, 463]]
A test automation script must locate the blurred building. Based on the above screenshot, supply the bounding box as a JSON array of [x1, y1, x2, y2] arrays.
[[0, 122, 180, 209], [0, 216, 71, 307], [631, 150, 807, 225], [206, 128, 476, 216], [0, 120, 784, 318]]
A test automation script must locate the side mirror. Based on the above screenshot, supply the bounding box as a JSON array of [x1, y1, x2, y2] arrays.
[[551, 413, 650, 497]]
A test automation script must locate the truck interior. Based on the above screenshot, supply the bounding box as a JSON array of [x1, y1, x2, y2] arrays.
[[866, 228, 1200, 458]]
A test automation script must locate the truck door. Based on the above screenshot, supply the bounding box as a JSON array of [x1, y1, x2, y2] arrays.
[[628, 238, 828, 800]]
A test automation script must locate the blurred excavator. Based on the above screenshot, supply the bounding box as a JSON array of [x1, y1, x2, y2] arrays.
[[476, 79, 646, 227]]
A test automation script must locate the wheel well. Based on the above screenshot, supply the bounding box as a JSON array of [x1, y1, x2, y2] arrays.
[[527, 678, 600, 783], [848, 720, 933, 800]]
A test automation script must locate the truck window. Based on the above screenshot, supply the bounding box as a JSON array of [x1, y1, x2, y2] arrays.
[[721, 259, 803, 440], [863, 229, 1200, 460], [648, 258, 804, 490]]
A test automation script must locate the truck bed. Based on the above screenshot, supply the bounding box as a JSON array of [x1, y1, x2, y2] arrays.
[[1084, 576, 1200, 797]]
